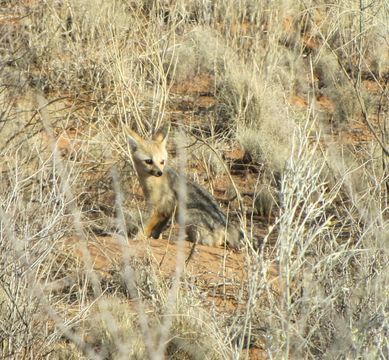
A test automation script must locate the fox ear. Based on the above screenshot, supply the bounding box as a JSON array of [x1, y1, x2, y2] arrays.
[[152, 124, 170, 146], [128, 135, 138, 150], [127, 128, 143, 151]]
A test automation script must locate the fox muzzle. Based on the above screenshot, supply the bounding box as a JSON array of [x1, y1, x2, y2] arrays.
[[150, 169, 163, 177]]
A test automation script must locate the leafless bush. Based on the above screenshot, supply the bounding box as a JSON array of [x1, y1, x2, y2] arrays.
[[246, 123, 389, 358]]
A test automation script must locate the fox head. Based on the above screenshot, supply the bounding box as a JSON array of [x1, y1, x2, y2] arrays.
[[128, 125, 169, 177]]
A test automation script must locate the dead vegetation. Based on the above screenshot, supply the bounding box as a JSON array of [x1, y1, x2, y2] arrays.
[[1, 1, 388, 359]]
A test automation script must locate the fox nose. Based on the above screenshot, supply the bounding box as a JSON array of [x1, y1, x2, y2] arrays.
[[155, 170, 162, 177]]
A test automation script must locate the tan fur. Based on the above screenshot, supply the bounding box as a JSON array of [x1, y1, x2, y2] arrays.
[[128, 125, 242, 249]]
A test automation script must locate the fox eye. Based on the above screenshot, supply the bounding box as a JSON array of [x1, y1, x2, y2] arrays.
[[160, 160, 165, 165], [144, 159, 153, 165]]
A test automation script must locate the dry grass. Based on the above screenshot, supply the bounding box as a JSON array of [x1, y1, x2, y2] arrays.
[[1, 1, 388, 359]]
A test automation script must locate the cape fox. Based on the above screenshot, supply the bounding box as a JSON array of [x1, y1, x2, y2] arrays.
[[127, 125, 242, 249]]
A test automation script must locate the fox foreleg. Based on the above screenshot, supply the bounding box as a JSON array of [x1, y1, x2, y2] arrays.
[[144, 211, 170, 239]]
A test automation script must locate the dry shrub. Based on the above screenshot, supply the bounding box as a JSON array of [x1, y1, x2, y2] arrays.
[[166, 26, 226, 83], [82, 296, 147, 359], [248, 125, 389, 358], [77, 259, 231, 360], [0, 143, 68, 359]]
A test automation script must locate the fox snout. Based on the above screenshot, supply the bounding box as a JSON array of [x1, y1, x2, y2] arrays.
[[151, 168, 163, 177]]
